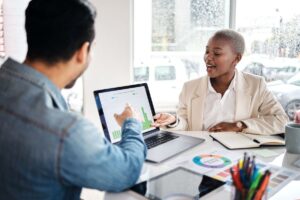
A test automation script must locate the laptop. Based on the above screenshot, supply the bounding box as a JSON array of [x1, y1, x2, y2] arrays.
[[93, 83, 204, 163]]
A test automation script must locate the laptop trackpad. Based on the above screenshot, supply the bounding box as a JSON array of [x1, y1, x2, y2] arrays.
[[146, 138, 198, 163]]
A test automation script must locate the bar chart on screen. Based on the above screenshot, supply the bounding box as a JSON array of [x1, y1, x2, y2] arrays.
[[98, 86, 155, 143]]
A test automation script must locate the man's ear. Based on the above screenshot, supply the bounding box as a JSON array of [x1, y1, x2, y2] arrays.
[[76, 42, 90, 64]]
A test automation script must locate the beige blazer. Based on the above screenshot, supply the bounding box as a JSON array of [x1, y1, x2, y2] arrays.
[[173, 70, 288, 135]]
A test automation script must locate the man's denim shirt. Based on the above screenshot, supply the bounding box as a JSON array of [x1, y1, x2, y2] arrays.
[[0, 58, 147, 200]]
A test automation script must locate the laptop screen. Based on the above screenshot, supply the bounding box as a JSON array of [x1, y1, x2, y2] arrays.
[[94, 83, 157, 143]]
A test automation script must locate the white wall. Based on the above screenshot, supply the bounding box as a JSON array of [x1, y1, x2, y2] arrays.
[[2, 0, 133, 130], [84, 0, 133, 128], [3, 0, 29, 61]]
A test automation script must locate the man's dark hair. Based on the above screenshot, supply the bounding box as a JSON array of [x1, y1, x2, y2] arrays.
[[25, 0, 96, 64]]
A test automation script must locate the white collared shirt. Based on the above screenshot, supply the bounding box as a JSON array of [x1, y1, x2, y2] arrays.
[[203, 74, 236, 130]]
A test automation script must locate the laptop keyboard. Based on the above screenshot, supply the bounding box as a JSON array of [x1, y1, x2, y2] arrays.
[[145, 132, 179, 149]]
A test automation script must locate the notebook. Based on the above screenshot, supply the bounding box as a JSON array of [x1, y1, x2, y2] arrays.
[[210, 132, 285, 150], [93, 83, 204, 163]]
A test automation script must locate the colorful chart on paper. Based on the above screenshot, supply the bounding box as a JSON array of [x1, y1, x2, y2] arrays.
[[192, 154, 232, 169]]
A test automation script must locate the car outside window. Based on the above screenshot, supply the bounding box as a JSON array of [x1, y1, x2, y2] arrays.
[[287, 73, 300, 86], [155, 65, 176, 81], [134, 67, 149, 82], [243, 62, 264, 76]]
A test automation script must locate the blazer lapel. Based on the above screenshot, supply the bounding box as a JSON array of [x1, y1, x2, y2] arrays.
[[235, 71, 252, 120], [190, 77, 208, 130]]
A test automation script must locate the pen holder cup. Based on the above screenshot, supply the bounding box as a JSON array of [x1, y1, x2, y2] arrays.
[[231, 185, 268, 200]]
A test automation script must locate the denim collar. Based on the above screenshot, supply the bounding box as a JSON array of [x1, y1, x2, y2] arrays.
[[1, 58, 69, 111]]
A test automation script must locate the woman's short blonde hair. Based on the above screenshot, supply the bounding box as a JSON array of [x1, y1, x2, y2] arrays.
[[212, 29, 245, 55]]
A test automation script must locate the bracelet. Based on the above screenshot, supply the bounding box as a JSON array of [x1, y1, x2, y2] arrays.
[[167, 115, 179, 128]]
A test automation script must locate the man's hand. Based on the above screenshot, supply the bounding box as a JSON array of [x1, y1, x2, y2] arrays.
[[114, 104, 139, 126], [208, 122, 243, 132], [152, 113, 176, 127], [295, 110, 300, 124]]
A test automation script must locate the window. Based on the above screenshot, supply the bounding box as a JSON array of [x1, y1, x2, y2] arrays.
[[191, 0, 226, 28], [155, 65, 176, 81], [287, 73, 300, 85], [236, 0, 300, 59], [152, 0, 175, 51], [134, 67, 149, 82], [134, 0, 230, 112], [134, 0, 300, 117], [243, 62, 264, 76], [61, 79, 83, 113], [236, 0, 300, 119]]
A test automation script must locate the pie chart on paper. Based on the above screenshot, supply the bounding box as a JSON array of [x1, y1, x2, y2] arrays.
[[192, 154, 231, 169]]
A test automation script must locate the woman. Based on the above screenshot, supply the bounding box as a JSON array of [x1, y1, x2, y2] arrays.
[[153, 29, 288, 135]]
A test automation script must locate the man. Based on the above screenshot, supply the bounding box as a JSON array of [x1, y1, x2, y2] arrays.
[[0, 0, 147, 199]]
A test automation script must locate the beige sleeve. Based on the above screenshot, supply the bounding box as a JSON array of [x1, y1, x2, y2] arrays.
[[242, 78, 288, 135]]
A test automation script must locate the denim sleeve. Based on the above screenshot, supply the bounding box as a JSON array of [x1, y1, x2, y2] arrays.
[[59, 117, 147, 192]]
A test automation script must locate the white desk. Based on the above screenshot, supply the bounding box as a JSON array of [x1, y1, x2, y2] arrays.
[[81, 131, 300, 200]]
